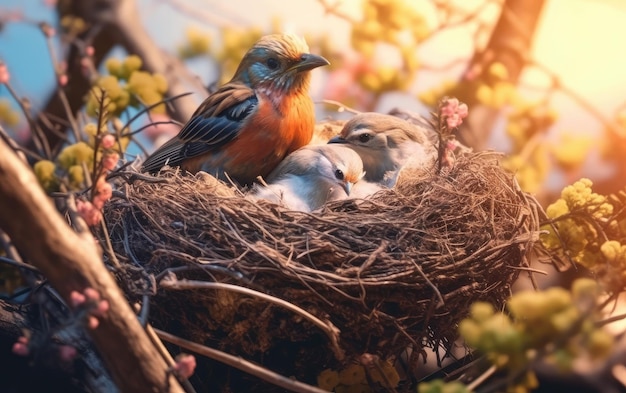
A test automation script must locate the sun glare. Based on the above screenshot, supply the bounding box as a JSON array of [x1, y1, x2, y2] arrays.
[[531, 0, 626, 111]]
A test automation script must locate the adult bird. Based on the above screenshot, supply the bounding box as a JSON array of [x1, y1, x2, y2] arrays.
[[250, 144, 365, 212], [328, 112, 437, 188], [141, 33, 329, 186]]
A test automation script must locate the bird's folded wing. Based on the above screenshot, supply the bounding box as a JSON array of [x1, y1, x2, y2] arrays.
[[142, 83, 258, 172]]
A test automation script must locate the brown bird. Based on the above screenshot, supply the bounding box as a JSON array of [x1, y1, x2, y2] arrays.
[[328, 112, 436, 188], [251, 144, 365, 212], [141, 33, 329, 186]]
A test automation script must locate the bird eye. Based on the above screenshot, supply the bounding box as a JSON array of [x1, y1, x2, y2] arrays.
[[334, 169, 344, 180], [266, 58, 280, 70], [358, 133, 371, 143]]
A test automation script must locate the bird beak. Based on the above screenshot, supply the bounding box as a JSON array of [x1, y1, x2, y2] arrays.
[[343, 181, 354, 196], [292, 53, 330, 72], [328, 135, 348, 144]]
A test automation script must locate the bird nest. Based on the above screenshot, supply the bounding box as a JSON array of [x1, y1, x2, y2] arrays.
[[102, 147, 544, 390]]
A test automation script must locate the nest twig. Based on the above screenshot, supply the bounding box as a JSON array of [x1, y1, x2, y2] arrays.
[[102, 148, 545, 390]]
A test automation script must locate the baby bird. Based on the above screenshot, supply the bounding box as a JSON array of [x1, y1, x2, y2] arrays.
[[328, 112, 436, 188], [251, 144, 365, 212]]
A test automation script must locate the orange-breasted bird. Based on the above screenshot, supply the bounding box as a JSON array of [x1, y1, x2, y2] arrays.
[[141, 33, 329, 185], [250, 144, 365, 212], [328, 112, 436, 188]]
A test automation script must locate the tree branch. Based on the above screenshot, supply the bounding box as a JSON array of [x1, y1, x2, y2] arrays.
[[0, 137, 184, 393], [453, 0, 546, 150]]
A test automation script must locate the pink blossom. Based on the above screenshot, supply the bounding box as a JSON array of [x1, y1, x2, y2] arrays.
[[83, 287, 109, 317], [12, 342, 29, 356], [440, 98, 459, 117], [58, 345, 78, 361], [174, 354, 197, 379], [83, 287, 100, 301], [85, 46, 95, 57], [58, 74, 68, 87], [101, 134, 116, 149], [96, 299, 110, 316], [87, 315, 100, 329], [102, 152, 119, 171], [446, 140, 459, 151], [12, 336, 29, 356], [0, 62, 10, 84], [70, 290, 87, 307], [440, 98, 469, 129], [76, 199, 102, 226], [92, 197, 104, 210], [96, 180, 113, 201], [456, 102, 468, 116], [446, 114, 460, 129], [40, 22, 56, 38], [70, 287, 109, 329], [80, 55, 96, 79]]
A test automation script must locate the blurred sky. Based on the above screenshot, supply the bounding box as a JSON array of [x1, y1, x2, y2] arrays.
[[1, 0, 626, 186]]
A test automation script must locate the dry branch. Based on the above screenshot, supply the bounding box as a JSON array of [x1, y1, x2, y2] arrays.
[[0, 138, 183, 393], [156, 328, 330, 393], [454, 0, 546, 149]]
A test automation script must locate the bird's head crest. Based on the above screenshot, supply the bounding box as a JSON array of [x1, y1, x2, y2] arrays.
[[232, 33, 329, 95]]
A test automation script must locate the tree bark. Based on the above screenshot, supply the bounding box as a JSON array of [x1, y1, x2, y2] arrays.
[[0, 138, 184, 393], [453, 0, 546, 150]]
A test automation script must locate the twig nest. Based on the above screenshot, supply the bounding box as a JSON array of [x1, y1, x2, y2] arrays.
[[103, 149, 543, 389]]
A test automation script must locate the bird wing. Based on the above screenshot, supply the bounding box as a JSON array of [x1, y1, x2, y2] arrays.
[[142, 83, 258, 172], [252, 175, 314, 212]]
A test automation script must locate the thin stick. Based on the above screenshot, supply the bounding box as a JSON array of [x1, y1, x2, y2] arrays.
[[43, 32, 82, 143], [98, 217, 120, 268], [145, 323, 198, 393], [3, 82, 49, 157], [159, 276, 344, 360], [154, 328, 330, 393], [505, 265, 548, 275], [466, 364, 497, 391], [318, 99, 361, 114]]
